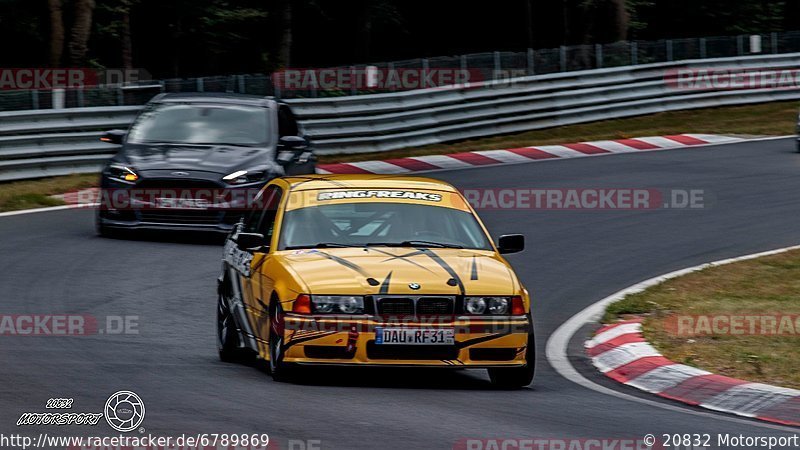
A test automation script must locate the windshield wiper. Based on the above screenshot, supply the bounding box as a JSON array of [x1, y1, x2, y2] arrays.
[[285, 243, 356, 250], [366, 240, 463, 249]]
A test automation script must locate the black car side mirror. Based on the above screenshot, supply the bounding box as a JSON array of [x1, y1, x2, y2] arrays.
[[100, 130, 127, 145], [498, 234, 525, 254], [277, 136, 312, 166], [236, 232, 268, 251]]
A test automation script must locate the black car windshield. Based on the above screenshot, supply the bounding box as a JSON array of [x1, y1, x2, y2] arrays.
[[127, 103, 269, 146], [279, 202, 493, 251]]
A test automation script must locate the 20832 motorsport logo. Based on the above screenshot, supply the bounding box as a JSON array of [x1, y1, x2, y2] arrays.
[[16, 390, 145, 433]]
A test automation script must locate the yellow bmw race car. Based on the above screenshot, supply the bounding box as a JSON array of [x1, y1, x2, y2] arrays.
[[217, 175, 534, 388]]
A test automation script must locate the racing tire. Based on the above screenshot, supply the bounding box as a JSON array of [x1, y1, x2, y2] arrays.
[[217, 293, 250, 363], [268, 300, 296, 382], [487, 332, 535, 389]]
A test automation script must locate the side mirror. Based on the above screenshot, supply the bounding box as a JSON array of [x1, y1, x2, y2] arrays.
[[497, 234, 524, 254], [236, 232, 268, 251], [277, 136, 311, 166], [100, 130, 127, 145]]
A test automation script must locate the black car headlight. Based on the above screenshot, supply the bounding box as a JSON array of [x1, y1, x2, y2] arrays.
[[311, 296, 365, 314], [464, 296, 512, 315], [105, 164, 139, 184], [222, 169, 268, 185]]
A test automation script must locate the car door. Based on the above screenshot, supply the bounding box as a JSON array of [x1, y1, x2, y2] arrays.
[[247, 185, 284, 348]]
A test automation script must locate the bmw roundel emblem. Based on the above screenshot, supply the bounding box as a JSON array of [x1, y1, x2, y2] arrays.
[[408, 283, 421, 290]]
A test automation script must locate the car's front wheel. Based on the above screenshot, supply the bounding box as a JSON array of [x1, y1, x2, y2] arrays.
[[488, 332, 535, 389], [268, 300, 295, 382], [217, 293, 250, 363]]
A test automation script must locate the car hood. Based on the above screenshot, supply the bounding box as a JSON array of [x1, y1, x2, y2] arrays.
[[121, 143, 272, 174], [276, 247, 518, 296]]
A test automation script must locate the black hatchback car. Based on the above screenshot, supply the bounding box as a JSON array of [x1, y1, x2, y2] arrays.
[[96, 93, 316, 235]]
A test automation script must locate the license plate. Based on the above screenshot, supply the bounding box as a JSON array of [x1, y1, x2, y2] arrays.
[[375, 328, 455, 345], [154, 198, 210, 209]]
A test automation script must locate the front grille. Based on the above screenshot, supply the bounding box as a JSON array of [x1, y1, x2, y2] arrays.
[[366, 342, 459, 360], [135, 179, 223, 190], [139, 209, 222, 225], [469, 348, 518, 361], [375, 296, 455, 318], [304, 346, 355, 359], [377, 298, 414, 316], [417, 298, 454, 315]]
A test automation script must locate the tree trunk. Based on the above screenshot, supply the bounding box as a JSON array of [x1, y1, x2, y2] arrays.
[[121, 11, 133, 71], [47, 0, 64, 67], [278, 0, 293, 67], [525, 0, 534, 49], [355, 0, 372, 62], [68, 0, 96, 66], [785, 0, 800, 30]]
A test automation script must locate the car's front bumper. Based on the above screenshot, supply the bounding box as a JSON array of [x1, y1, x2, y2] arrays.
[[278, 314, 531, 367]]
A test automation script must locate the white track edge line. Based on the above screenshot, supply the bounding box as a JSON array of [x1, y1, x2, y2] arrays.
[[545, 243, 800, 432]]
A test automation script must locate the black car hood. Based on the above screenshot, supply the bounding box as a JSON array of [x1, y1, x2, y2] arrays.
[[121, 143, 273, 174]]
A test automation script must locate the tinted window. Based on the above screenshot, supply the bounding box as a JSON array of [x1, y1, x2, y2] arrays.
[[243, 185, 283, 241], [279, 203, 492, 250], [128, 103, 269, 146]]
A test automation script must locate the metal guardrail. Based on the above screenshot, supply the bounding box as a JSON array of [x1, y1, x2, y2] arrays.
[[1, 53, 799, 181]]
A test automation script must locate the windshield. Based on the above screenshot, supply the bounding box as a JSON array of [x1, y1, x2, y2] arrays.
[[127, 103, 269, 146], [279, 202, 493, 251]]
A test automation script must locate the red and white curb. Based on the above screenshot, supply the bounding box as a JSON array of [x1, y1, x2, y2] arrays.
[[586, 319, 800, 426], [316, 134, 744, 174]]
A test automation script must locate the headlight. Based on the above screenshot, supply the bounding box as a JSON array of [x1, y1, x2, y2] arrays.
[[222, 169, 268, 185], [105, 164, 139, 184], [464, 297, 487, 315], [487, 297, 510, 314], [311, 296, 365, 314], [464, 296, 515, 315]]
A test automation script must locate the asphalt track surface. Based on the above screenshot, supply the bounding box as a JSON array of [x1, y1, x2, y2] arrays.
[[1, 138, 800, 449]]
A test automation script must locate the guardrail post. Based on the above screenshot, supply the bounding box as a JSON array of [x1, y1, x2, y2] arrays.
[[560, 46, 567, 72], [526, 48, 535, 75], [631, 41, 638, 65], [196, 78, 204, 92], [493, 51, 501, 80], [666, 40, 673, 61], [699, 38, 707, 59], [350, 66, 358, 95], [117, 87, 124, 106], [52, 88, 64, 109], [595, 44, 603, 68], [771, 32, 778, 53], [736, 35, 744, 55], [238, 75, 245, 94], [31, 90, 39, 110], [76, 89, 84, 108]]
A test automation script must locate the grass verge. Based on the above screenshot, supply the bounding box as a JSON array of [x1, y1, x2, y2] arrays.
[[0, 173, 98, 213], [603, 249, 800, 389], [0, 101, 797, 211]]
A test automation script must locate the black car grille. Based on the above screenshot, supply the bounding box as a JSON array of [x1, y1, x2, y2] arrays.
[[139, 209, 222, 225], [135, 179, 224, 190], [366, 342, 459, 360], [375, 297, 455, 318], [417, 298, 454, 315], [377, 298, 415, 316]]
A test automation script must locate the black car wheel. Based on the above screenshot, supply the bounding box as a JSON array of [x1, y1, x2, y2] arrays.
[[488, 332, 535, 389], [217, 293, 249, 363], [268, 300, 295, 382]]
